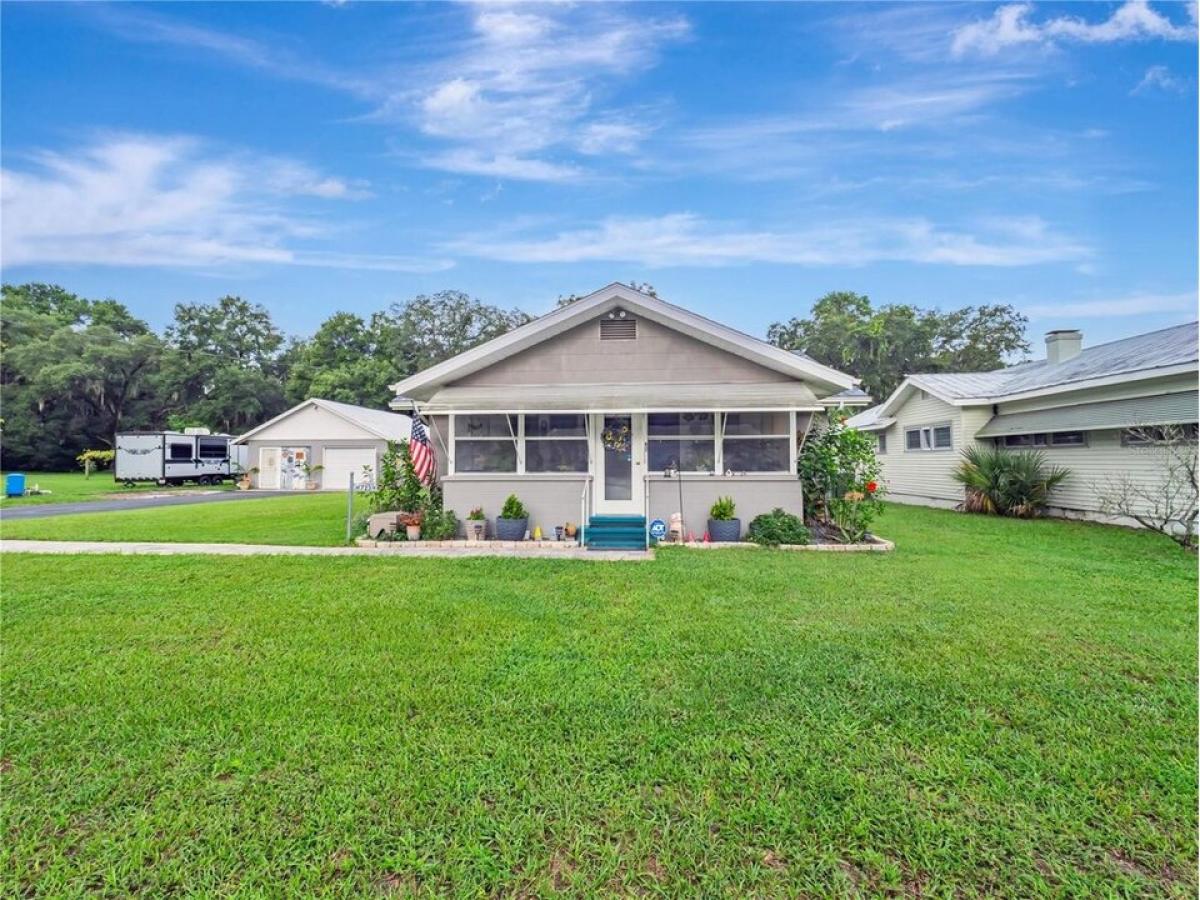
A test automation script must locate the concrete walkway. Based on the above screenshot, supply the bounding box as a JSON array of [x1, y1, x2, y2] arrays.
[[0, 539, 653, 561], [1, 490, 297, 520]]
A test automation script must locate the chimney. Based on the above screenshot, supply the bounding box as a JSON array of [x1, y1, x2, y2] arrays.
[[1045, 329, 1082, 364]]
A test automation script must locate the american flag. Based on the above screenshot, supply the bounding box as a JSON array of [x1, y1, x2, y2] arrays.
[[410, 417, 436, 484]]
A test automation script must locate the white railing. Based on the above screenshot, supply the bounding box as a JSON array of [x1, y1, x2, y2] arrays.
[[578, 475, 592, 546], [643, 472, 650, 549]]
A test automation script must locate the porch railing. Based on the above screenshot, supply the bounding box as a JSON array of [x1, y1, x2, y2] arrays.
[[578, 475, 592, 546]]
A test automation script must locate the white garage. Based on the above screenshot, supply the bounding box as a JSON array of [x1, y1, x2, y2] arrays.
[[234, 398, 413, 491]]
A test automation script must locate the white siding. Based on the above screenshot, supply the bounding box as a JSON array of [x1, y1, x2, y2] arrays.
[[874, 392, 978, 503], [246, 404, 373, 442]]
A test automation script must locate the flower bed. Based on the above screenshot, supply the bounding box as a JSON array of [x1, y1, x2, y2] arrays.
[[674, 534, 893, 552], [356, 538, 581, 550]]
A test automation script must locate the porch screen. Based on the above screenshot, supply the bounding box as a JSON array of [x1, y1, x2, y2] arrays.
[[722, 412, 790, 472], [648, 412, 715, 472], [454, 414, 518, 472], [524, 414, 588, 472]]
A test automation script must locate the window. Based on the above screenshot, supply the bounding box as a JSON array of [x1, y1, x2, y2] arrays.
[[169, 442, 192, 461], [1002, 431, 1087, 448], [648, 412, 715, 472], [524, 414, 588, 473], [197, 438, 228, 460], [721, 411, 791, 473], [454, 414, 517, 472], [877, 433, 887, 454], [905, 424, 953, 452], [1122, 423, 1199, 446]]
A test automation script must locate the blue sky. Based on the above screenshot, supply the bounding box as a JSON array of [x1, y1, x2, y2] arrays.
[[2, 1, 1196, 350]]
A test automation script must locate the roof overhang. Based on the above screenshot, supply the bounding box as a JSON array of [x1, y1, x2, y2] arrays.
[[388, 283, 857, 402], [977, 390, 1199, 438], [412, 381, 821, 414]]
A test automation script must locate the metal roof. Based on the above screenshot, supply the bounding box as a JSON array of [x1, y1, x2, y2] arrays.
[[976, 391, 1199, 438], [414, 381, 821, 413], [908, 322, 1198, 401]]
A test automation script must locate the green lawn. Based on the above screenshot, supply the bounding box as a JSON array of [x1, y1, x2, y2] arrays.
[[0, 470, 232, 507], [3, 505, 1196, 896], [1, 492, 364, 545]]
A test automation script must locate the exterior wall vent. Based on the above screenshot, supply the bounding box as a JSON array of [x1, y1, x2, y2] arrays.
[[600, 310, 637, 341]]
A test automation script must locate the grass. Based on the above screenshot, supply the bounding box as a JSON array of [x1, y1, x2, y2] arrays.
[[0, 471, 232, 507], [2, 504, 1196, 896], [1, 492, 364, 546]]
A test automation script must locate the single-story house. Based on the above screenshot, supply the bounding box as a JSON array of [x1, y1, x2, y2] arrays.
[[234, 398, 412, 491], [847, 322, 1199, 524], [388, 282, 867, 547]]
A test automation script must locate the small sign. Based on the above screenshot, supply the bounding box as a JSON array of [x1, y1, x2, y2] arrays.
[[648, 518, 668, 540]]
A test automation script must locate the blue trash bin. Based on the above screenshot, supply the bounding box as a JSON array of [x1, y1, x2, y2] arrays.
[[5, 472, 26, 498]]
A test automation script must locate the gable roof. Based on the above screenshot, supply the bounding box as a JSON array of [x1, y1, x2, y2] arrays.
[[389, 283, 857, 404], [859, 321, 1198, 420], [234, 398, 412, 444]]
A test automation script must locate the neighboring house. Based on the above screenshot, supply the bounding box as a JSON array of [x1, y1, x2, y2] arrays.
[[388, 283, 865, 547], [234, 398, 412, 491], [847, 322, 1199, 523]]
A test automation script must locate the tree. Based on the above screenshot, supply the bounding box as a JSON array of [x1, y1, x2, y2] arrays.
[[375, 290, 531, 379], [555, 281, 658, 308], [1098, 425, 1198, 549], [161, 296, 288, 433], [768, 292, 1029, 400], [284, 313, 394, 407]]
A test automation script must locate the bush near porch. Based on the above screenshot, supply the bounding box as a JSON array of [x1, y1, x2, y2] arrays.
[[3, 504, 1195, 896]]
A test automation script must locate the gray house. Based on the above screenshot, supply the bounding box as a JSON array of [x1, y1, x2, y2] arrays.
[[389, 283, 865, 546], [847, 322, 1198, 525]]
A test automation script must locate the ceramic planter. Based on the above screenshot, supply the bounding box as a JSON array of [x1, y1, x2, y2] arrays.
[[494, 517, 527, 541], [707, 518, 741, 542], [467, 520, 486, 542], [405, 524, 422, 541]]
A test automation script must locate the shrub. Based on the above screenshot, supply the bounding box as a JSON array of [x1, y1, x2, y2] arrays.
[[709, 496, 736, 520], [799, 408, 882, 519], [953, 446, 1069, 518], [747, 508, 809, 546], [76, 449, 114, 476], [422, 508, 459, 540], [828, 492, 876, 543], [467, 506, 486, 521], [500, 494, 527, 519]]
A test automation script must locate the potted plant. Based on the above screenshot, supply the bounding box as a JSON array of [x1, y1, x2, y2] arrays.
[[399, 511, 424, 541], [707, 496, 741, 542], [237, 466, 259, 491], [466, 506, 487, 541], [301, 462, 324, 490], [495, 493, 528, 541]]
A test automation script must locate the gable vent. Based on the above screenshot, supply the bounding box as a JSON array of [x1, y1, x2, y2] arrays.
[[600, 311, 637, 341]]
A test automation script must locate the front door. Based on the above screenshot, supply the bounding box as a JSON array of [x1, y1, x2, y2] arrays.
[[593, 414, 645, 515], [258, 447, 281, 489]]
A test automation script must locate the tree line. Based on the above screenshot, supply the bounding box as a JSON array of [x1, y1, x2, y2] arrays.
[[0, 284, 529, 471], [0, 282, 1029, 471]]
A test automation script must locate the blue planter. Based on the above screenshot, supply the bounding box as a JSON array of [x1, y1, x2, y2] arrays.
[[708, 518, 741, 542], [494, 517, 528, 541]]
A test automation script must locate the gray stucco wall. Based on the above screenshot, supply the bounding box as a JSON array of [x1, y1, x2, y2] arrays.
[[441, 473, 803, 539], [442, 475, 588, 537], [648, 475, 803, 540]]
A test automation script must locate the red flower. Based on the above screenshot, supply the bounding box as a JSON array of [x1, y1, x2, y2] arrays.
[[866, 481, 878, 493]]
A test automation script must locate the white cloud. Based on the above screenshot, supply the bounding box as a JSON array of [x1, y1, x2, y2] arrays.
[[1132, 64, 1187, 94], [0, 134, 449, 273], [952, 1, 1196, 57], [447, 212, 1090, 268], [409, 5, 689, 179], [1025, 291, 1198, 318]]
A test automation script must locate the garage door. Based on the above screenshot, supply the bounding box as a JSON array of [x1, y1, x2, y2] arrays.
[[321, 447, 376, 491]]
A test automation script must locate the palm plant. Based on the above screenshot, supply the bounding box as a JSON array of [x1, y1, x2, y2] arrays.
[[953, 445, 1069, 518]]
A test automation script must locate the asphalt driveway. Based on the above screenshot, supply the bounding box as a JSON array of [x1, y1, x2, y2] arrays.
[[0, 490, 297, 520]]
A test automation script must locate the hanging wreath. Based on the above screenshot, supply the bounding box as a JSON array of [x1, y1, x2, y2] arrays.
[[601, 422, 632, 453]]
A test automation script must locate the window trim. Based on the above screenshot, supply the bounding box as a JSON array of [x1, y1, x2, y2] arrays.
[[876, 433, 887, 455], [904, 422, 954, 452], [1001, 431, 1088, 449]]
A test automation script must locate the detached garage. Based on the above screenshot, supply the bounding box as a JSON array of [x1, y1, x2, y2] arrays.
[[233, 399, 412, 491]]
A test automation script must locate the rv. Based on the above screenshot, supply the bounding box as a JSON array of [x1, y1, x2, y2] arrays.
[[114, 429, 242, 486]]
